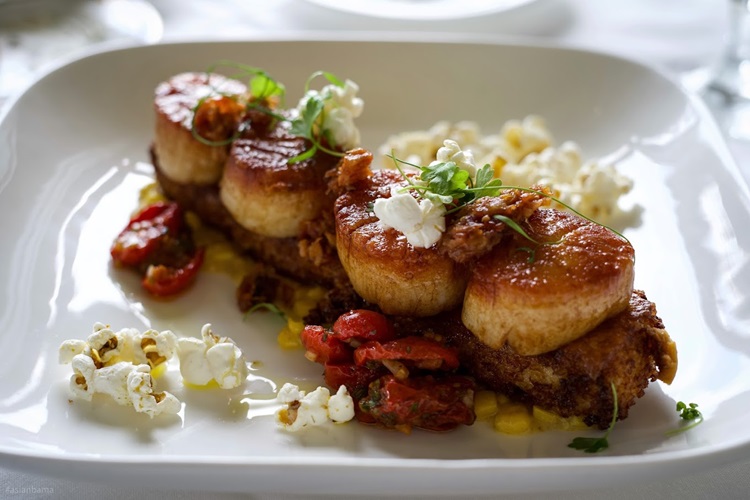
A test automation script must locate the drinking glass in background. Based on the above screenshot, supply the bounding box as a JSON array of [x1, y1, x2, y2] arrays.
[[706, 0, 750, 139], [0, 0, 163, 108]]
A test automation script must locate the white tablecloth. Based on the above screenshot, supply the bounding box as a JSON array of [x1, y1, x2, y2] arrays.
[[2, 0, 749, 498]]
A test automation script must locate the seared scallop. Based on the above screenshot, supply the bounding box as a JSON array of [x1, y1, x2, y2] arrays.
[[153, 72, 247, 185], [219, 122, 340, 238], [334, 169, 468, 317], [462, 208, 635, 356]]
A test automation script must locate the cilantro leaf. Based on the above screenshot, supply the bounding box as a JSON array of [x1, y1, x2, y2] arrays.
[[475, 164, 495, 188]]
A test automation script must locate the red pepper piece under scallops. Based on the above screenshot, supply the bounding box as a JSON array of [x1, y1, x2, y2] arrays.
[[358, 374, 476, 432], [354, 337, 460, 372]]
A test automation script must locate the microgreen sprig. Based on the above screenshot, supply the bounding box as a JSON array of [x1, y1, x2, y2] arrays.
[[287, 71, 348, 163], [665, 401, 704, 436], [190, 62, 286, 147], [243, 302, 286, 320], [568, 382, 618, 453]]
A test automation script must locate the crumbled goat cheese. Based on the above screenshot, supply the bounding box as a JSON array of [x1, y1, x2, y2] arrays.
[[297, 78, 364, 150], [177, 323, 249, 389], [373, 185, 447, 248], [275, 383, 355, 431]]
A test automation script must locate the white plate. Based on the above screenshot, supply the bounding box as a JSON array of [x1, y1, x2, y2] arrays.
[[1, 37, 750, 496], [300, 0, 536, 20]]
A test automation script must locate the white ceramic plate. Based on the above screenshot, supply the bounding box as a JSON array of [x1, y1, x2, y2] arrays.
[[1, 37, 749, 496], [300, 0, 536, 20]]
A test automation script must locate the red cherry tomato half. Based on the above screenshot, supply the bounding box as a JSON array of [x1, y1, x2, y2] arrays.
[[354, 337, 460, 371], [142, 247, 205, 297], [358, 374, 476, 432], [110, 202, 182, 267], [300, 325, 352, 365], [332, 310, 396, 344]]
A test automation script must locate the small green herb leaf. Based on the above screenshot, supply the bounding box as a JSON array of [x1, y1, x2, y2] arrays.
[[569, 382, 618, 453], [244, 302, 285, 319], [665, 401, 704, 436]]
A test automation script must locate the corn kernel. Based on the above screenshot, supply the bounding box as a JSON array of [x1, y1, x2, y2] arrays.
[[277, 324, 303, 350], [496, 393, 511, 405], [138, 182, 167, 208], [494, 403, 533, 435], [474, 390, 498, 420]]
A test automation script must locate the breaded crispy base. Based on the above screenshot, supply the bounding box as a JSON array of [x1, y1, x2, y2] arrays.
[[399, 290, 677, 429]]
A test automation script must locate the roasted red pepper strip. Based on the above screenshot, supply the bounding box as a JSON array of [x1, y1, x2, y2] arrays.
[[332, 310, 396, 344], [300, 325, 352, 364], [358, 374, 476, 432], [354, 337, 460, 371], [142, 247, 205, 297]]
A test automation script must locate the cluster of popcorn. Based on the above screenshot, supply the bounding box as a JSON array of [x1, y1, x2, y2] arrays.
[[60, 323, 356, 431], [59, 322, 249, 418], [275, 383, 355, 431], [379, 116, 634, 226], [59, 323, 181, 418]]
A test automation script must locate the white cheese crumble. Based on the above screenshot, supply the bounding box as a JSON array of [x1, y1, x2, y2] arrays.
[[59, 323, 181, 418], [275, 383, 355, 431], [372, 185, 447, 248], [176, 323, 249, 389], [378, 116, 635, 225], [297, 78, 364, 151]]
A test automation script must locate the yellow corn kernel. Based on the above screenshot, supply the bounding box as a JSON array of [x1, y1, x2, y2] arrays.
[[494, 403, 533, 435], [138, 182, 167, 208], [532, 406, 590, 431], [277, 322, 303, 350], [496, 393, 511, 405], [474, 390, 498, 420]]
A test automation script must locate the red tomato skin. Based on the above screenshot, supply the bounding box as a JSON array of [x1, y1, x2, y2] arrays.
[[332, 310, 396, 343], [300, 326, 352, 365], [353, 337, 460, 371], [323, 362, 386, 401], [359, 374, 476, 431], [110, 202, 182, 267], [142, 247, 204, 297]]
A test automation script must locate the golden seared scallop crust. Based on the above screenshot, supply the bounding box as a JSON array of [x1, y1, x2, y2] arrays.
[[219, 123, 340, 239], [153, 72, 247, 185], [335, 170, 468, 317], [462, 208, 635, 356]]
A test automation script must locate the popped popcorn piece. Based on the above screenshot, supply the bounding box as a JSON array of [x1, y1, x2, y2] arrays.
[[432, 139, 477, 178], [328, 385, 355, 423], [373, 185, 447, 248], [59, 339, 88, 364], [128, 365, 182, 418], [275, 384, 355, 431], [129, 328, 178, 369], [297, 78, 364, 151], [177, 323, 249, 389], [276, 386, 331, 432]]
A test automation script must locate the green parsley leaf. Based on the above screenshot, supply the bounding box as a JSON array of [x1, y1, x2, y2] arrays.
[[569, 382, 618, 453]]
